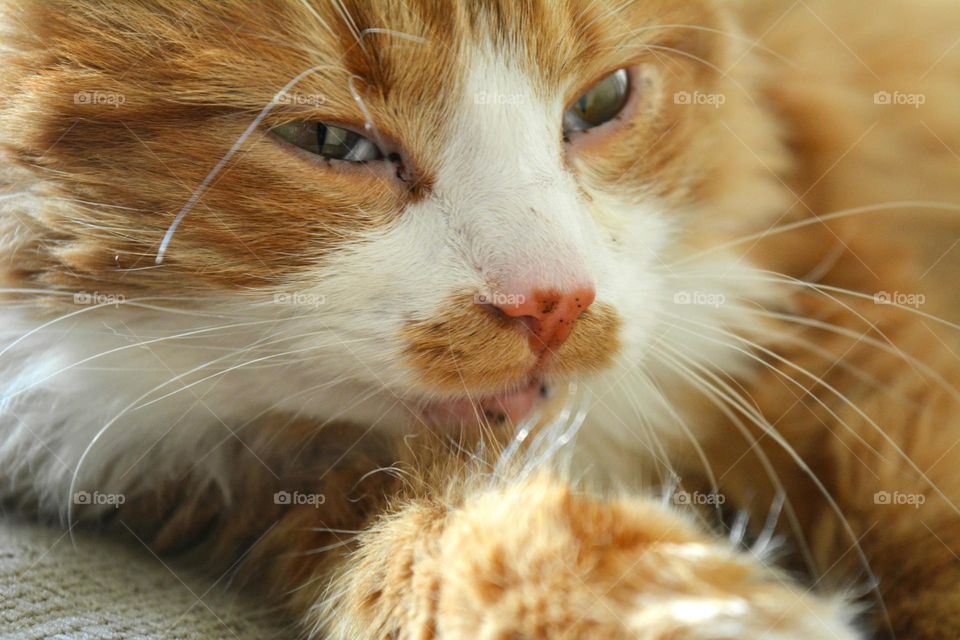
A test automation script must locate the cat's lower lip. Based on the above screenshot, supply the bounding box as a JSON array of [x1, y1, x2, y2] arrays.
[[419, 380, 547, 427]]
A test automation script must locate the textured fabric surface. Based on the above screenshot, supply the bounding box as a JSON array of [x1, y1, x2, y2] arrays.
[[0, 518, 282, 639]]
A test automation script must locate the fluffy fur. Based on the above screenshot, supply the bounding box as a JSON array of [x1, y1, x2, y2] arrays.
[[1, 0, 959, 638]]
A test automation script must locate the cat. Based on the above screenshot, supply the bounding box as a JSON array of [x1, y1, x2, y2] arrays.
[[1, 0, 959, 637]]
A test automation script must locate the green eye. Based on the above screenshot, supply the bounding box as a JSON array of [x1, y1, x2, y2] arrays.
[[563, 69, 630, 135], [271, 122, 383, 162]]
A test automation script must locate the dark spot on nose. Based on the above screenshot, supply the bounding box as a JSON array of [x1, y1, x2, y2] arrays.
[[483, 409, 507, 424]]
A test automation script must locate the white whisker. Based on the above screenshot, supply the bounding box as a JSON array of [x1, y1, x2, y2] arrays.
[[671, 201, 960, 267]]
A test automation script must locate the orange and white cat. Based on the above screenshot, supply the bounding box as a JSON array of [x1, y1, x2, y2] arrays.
[[1, 0, 959, 638]]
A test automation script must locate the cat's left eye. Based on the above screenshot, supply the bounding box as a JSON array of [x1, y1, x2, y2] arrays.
[[563, 69, 630, 136], [271, 121, 384, 162]]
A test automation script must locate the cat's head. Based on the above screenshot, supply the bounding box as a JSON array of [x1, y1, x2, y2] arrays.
[[0, 0, 787, 429]]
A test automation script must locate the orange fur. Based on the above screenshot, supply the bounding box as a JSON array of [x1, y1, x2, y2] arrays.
[[401, 293, 620, 393]]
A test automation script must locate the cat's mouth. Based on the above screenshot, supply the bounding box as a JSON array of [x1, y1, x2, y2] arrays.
[[401, 294, 622, 426], [418, 378, 548, 427]]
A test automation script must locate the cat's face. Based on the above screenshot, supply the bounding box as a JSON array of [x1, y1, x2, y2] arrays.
[[2, 0, 780, 429]]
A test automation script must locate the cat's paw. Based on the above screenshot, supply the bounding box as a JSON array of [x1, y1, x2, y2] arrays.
[[316, 476, 862, 639]]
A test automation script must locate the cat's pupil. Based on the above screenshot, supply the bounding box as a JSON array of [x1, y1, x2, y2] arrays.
[[270, 121, 382, 162], [317, 124, 361, 160]]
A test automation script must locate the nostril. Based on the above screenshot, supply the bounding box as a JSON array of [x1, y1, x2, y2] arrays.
[[480, 303, 541, 335], [485, 292, 543, 320]]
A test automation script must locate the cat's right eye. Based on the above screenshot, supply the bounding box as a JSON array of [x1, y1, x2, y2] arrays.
[[271, 122, 384, 163], [563, 69, 630, 136]]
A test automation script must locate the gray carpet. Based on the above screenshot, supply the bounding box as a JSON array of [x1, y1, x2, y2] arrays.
[[0, 518, 283, 639]]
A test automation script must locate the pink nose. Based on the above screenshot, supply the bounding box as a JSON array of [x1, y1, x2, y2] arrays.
[[493, 288, 596, 352]]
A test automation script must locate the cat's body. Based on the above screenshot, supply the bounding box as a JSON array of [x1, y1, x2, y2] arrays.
[[1, 0, 959, 638]]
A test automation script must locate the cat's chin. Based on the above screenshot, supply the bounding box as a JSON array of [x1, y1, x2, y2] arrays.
[[417, 378, 547, 428]]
